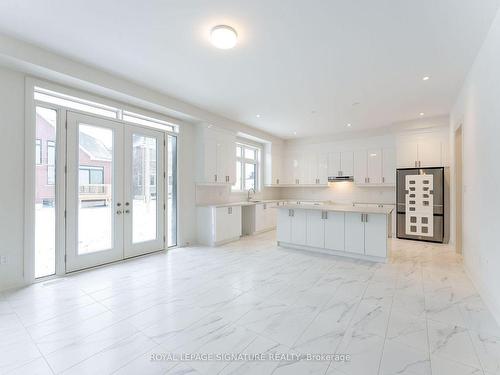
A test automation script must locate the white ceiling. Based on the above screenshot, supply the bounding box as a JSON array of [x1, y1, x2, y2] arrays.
[[0, 0, 499, 138]]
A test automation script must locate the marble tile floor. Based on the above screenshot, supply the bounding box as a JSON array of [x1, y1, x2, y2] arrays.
[[1, 231, 500, 375]]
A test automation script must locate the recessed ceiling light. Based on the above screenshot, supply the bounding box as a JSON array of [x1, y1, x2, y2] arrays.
[[346, 123, 352, 127], [210, 25, 238, 49], [419, 112, 425, 116], [256, 114, 261, 118], [293, 131, 297, 135], [422, 76, 430, 81]]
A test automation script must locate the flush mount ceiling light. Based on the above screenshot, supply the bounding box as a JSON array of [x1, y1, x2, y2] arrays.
[[419, 112, 425, 116], [210, 25, 238, 49], [422, 76, 430, 81], [256, 114, 261, 118], [346, 123, 352, 127]]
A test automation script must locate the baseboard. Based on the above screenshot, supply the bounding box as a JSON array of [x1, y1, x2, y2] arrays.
[[464, 262, 500, 326], [278, 242, 387, 263]]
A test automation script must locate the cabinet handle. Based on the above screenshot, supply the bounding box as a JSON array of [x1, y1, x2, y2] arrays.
[[419, 161, 421, 167], [215, 174, 218, 182], [382, 177, 385, 183], [291, 209, 294, 217], [360, 213, 363, 222], [367, 177, 370, 183], [414, 161, 417, 167], [364, 214, 368, 222]]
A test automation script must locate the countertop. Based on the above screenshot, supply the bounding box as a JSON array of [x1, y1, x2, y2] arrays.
[[279, 203, 394, 215], [196, 200, 287, 208]]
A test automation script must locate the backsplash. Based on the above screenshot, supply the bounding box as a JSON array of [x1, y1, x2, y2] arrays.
[[195, 185, 281, 205], [280, 183, 396, 205]]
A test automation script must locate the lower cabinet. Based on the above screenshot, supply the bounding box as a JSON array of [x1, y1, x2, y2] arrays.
[[197, 205, 242, 246], [324, 211, 345, 251], [306, 210, 325, 248], [255, 202, 279, 233], [345, 213, 366, 254], [277, 208, 388, 260], [345, 212, 388, 257]]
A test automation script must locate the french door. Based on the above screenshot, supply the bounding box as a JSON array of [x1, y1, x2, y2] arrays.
[[66, 112, 165, 272]]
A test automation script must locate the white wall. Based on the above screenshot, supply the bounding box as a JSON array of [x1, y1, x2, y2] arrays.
[[450, 8, 500, 321], [0, 67, 25, 289]]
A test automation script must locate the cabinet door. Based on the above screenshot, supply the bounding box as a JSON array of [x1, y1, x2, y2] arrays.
[[397, 140, 418, 168], [367, 149, 382, 184], [255, 203, 266, 232], [216, 140, 227, 184], [340, 151, 354, 176], [306, 210, 325, 248], [203, 138, 218, 183], [305, 153, 318, 184], [271, 145, 282, 185], [277, 209, 291, 242], [317, 153, 328, 184], [364, 213, 387, 258], [291, 209, 307, 245], [418, 140, 442, 167], [327, 152, 341, 177], [225, 139, 236, 185], [214, 207, 228, 242], [268, 203, 278, 228], [324, 211, 345, 251], [353, 150, 368, 184], [345, 212, 365, 254], [230, 206, 242, 238], [382, 148, 396, 185]]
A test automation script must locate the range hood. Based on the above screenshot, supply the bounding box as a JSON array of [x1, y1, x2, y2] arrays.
[[328, 175, 354, 182]]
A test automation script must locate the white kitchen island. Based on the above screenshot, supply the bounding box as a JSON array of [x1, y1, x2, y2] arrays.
[[277, 204, 393, 262]]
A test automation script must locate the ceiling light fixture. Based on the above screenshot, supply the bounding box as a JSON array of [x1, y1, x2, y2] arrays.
[[346, 123, 352, 127], [419, 112, 425, 116], [256, 114, 261, 118], [422, 76, 430, 81], [210, 25, 238, 49], [293, 131, 297, 135]]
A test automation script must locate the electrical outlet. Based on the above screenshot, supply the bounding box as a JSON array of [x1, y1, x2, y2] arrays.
[[0, 255, 7, 265]]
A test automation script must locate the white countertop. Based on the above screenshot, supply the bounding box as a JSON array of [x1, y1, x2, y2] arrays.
[[196, 200, 286, 208], [279, 203, 394, 215]]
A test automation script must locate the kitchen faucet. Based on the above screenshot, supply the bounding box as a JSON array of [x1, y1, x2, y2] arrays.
[[247, 188, 256, 201]]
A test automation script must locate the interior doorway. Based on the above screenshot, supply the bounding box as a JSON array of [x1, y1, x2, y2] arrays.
[[455, 125, 463, 254]]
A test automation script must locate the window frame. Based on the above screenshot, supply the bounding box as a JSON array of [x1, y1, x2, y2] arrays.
[[232, 142, 261, 192], [35, 139, 42, 165]]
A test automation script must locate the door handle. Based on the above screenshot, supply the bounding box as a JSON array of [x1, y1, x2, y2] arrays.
[[125, 210, 130, 214], [125, 202, 130, 206], [116, 210, 123, 215], [214, 174, 218, 182], [117, 202, 121, 207]]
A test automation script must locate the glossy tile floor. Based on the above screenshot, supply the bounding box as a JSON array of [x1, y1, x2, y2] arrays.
[[2, 231, 500, 375]]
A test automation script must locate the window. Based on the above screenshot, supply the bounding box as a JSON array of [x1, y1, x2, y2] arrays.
[[232, 143, 260, 191], [79, 166, 104, 185], [35, 139, 42, 165], [34, 86, 179, 133]]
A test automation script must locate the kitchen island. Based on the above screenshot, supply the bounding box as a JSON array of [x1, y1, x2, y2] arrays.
[[277, 204, 393, 262]]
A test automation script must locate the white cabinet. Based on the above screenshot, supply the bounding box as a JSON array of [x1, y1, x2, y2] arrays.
[[306, 210, 325, 248], [277, 208, 292, 242], [382, 148, 396, 185], [367, 149, 382, 184], [345, 212, 388, 256], [396, 133, 447, 168], [291, 209, 307, 245], [324, 211, 345, 251], [364, 213, 388, 257], [353, 150, 368, 184], [265, 142, 283, 186], [197, 205, 241, 246], [328, 151, 353, 177], [253, 202, 279, 233], [345, 212, 365, 254], [196, 125, 236, 184], [354, 148, 395, 185], [284, 152, 304, 185]]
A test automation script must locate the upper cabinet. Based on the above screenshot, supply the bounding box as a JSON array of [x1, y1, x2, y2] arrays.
[[265, 142, 283, 186], [196, 125, 236, 185], [353, 148, 394, 186], [328, 151, 353, 177], [396, 130, 449, 168]]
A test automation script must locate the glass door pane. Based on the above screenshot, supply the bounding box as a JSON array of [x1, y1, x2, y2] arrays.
[[78, 124, 113, 254], [35, 106, 57, 278], [132, 134, 157, 243], [123, 126, 164, 258]]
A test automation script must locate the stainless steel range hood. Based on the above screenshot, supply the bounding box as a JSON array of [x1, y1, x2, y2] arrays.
[[328, 175, 354, 182]]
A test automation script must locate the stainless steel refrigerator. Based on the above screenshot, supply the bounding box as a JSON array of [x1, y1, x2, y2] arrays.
[[396, 167, 447, 243]]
